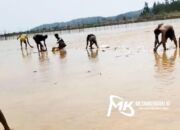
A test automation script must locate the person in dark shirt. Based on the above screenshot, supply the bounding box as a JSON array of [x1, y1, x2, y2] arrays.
[[154, 24, 177, 52], [86, 34, 99, 49], [33, 34, 48, 52], [54, 33, 66, 49]]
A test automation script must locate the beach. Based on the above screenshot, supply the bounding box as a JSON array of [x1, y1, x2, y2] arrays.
[[0, 19, 180, 130]]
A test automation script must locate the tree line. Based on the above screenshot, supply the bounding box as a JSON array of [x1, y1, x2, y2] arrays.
[[2, 0, 180, 39], [141, 0, 180, 17]]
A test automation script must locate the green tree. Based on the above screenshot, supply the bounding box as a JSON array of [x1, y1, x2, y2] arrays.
[[141, 2, 150, 16], [165, 0, 169, 5]]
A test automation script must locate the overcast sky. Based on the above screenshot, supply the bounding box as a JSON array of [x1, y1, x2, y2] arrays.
[[0, 0, 163, 33]]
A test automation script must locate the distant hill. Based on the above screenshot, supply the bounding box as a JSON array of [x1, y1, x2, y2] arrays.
[[30, 10, 142, 32]]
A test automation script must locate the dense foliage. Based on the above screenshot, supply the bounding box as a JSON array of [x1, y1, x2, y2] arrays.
[[141, 0, 180, 16]]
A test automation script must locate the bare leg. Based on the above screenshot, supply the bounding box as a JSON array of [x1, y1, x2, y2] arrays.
[[20, 41, 23, 49], [0, 110, 10, 130], [154, 38, 159, 49], [37, 44, 40, 52], [24, 41, 27, 49], [154, 42, 162, 52], [86, 49, 90, 58], [173, 38, 177, 48], [154, 42, 158, 52], [154, 34, 160, 51], [94, 41, 99, 49], [163, 43, 167, 51], [27, 38, 33, 48], [44, 41, 47, 51], [154, 41, 157, 49], [89, 41, 93, 49], [86, 40, 89, 49]]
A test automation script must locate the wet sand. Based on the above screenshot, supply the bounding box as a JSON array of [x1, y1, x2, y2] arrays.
[[0, 19, 180, 130]]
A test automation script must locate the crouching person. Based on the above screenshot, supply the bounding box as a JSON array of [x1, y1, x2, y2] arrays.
[[52, 33, 66, 51], [154, 24, 177, 52]]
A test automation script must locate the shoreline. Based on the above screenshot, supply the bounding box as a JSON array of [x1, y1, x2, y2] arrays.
[[1, 21, 180, 130], [1, 17, 180, 41]]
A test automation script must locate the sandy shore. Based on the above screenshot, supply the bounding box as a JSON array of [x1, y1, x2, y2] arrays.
[[0, 19, 180, 130]]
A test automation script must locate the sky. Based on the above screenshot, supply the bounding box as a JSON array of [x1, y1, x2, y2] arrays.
[[0, 0, 163, 33]]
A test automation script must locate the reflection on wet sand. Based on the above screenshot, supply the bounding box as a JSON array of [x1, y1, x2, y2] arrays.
[[60, 49, 67, 59], [86, 49, 99, 61], [154, 49, 177, 85], [21, 48, 32, 58], [38, 51, 49, 63], [1, 22, 180, 130], [52, 49, 67, 59]]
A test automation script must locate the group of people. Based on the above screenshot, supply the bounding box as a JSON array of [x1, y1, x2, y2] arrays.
[[17, 23, 180, 54], [1, 34, 99, 130], [17, 33, 68, 52], [1, 23, 180, 130], [17, 33, 99, 52]]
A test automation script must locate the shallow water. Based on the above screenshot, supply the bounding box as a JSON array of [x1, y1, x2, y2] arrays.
[[0, 19, 180, 130]]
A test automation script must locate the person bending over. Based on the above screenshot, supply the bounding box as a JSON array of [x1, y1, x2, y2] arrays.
[[154, 24, 177, 52], [86, 34, 99, 49], [33, 34, 48, 52], [17, 34, 33, 49]]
